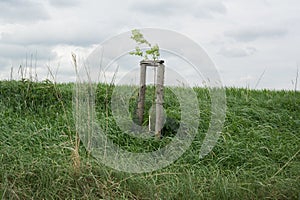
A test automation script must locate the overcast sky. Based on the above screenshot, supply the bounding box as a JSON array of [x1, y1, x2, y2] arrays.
[[0, 0, 299, 90]]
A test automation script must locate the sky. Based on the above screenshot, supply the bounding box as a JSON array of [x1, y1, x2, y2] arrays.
[[0, 0, 299, 90]]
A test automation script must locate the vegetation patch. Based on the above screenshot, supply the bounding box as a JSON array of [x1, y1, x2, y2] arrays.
[[0, 80, 299, 199]]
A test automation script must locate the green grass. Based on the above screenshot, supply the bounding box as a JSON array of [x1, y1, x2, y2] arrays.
[[0, 80, 299, 199]]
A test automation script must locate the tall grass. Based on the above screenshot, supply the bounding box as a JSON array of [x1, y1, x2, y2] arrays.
[[0, 80, 299, 199]]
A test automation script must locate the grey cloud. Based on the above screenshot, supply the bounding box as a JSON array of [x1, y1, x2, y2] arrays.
[[225, 27, 288, 42], [130, 1, 183, 15], [130, 0, 226, 18], [198, 1, 227, 15], [0, 0, 49, 23], [0, 44, 57, 80], [0, 44, 57, 60], [0, 58, 10, 69], [48, 0, 81, 7], [0, 21, 112, 46], [218, 46, 257, 57]]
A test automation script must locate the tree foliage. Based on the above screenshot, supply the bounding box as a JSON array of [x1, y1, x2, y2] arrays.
[[129, 29, 160, 61]]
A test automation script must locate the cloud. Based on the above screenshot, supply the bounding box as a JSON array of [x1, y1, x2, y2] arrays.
[[0, 0, 49, 23], [0, 20, 113, 46], [225, 26, 288, 42], [0, 0, 299, 90], [48, 0, 81, 7], [218, 46, 257, 57], [0, 43, 59, 80], [0, 44, 57, 60], [0, 58, 10, 68], [129, 0, 226, 18], [0, 44, 57, 75]]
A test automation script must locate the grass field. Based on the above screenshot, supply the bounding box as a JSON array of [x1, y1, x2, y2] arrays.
[[0, 80, 299, 199]]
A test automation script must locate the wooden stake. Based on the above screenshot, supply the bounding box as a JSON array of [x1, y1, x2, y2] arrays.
[[155, 64, 165, 138], [137, 64, 147, 126], [137, 60, 165, 138]]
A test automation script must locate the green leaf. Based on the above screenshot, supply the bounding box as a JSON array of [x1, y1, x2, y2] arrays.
[[130, 29, 160, 60]]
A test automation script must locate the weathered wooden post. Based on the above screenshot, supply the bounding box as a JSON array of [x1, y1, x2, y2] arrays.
[[137, 63, 147, 126], [155, 62, 165, 138], [137, 60, 165, 138]]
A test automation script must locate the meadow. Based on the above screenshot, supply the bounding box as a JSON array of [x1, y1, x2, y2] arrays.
[[0, 79, 299, 199]]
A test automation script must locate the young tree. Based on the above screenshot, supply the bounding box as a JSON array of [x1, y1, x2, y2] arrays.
[[129, 29, 160, 61]]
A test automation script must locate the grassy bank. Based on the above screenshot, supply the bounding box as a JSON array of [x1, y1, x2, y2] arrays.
[[0, 80, 299, 199]]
